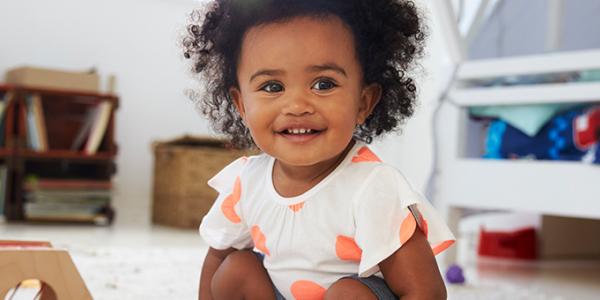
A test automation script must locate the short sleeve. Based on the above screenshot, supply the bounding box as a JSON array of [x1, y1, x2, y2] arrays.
[[354, 166, 455, 277], [199, 157, 253, 250]]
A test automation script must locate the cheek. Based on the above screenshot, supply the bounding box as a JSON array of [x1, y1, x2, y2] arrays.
[[244, 102, 273, 130], [329, 100, 362, 126]]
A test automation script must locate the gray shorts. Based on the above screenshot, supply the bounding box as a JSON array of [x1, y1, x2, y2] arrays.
[[253, 252, 398, 300]]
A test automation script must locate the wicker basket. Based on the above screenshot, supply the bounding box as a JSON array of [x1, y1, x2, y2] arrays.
[[152, 136, 256, 229]]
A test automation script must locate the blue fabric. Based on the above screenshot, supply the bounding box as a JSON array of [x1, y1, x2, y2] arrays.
[[470, 103, 575, 137], [484, 106, 600, 164], [343, 274, 398, 300]]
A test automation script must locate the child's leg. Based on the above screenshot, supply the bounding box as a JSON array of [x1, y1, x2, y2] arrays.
[[211, 250, 277, 300]]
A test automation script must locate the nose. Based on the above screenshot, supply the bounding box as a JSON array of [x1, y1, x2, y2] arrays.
[[281, 90, 315, 116]]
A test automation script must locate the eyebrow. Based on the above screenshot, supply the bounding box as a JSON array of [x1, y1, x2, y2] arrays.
[[248, 63, 348, 83], [306, 63, 347, 78], [249, 69, 285, 83]]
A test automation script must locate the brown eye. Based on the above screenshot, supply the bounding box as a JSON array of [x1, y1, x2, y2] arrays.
[[260, 82, 284, 93], [312, 79, 337, 91]]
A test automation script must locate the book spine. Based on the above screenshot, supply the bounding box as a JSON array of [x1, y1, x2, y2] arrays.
[[32, 94, 48, 151], [84, 101, 112, 154]]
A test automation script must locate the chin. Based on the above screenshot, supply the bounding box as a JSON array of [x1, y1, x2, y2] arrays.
[[274, 154, 323, 167]]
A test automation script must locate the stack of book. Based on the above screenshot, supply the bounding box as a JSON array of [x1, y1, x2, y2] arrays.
[[23, 177, 111, 223]]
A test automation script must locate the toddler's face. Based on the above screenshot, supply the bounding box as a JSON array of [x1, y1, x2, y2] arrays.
[[231, 16, 380, 167]]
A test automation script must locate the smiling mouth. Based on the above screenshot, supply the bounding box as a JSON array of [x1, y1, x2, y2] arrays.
[[276, 128, 325, 135]]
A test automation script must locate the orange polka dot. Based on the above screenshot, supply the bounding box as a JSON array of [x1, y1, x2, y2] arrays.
[[432, 240, 455, 255], [351, 146, 382, 163], [221, 176, 242, 223], [335, 235, 362, 262], [251, 225, 271, 256], [290, 280, 326, 300], [399, 213, 417, 245], [289, 202, 305, 212]]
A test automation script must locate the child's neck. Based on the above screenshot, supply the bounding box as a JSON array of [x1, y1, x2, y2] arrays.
[[272, 140, 355, 198]]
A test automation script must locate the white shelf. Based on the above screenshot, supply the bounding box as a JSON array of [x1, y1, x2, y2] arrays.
[[440, 159, 600, 220], [457, 49, 600, 80], [450, 82, 600, 106]]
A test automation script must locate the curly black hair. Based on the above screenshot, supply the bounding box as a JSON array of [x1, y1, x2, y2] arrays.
[[183, 0, 426, 149]]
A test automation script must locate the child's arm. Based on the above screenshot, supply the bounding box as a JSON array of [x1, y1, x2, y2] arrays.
[[198, 247, 236, 300], [379, 229, 447, 299]]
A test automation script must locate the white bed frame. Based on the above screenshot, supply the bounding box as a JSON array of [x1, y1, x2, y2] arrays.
[[429, 0, 600, 264]]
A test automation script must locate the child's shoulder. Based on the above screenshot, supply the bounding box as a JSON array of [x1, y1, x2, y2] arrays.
[[207, 153, 269, 193], [226, 152, 270, 175], [342, 146, 396, 182], [343, 144, 418, 196]]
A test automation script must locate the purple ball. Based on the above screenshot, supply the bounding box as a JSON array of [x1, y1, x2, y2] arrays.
[[445, 264, 465, 284]]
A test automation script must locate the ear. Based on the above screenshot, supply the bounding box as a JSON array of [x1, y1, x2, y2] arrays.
[[357, 83, 382, 125], [229, 87, 246, 120]]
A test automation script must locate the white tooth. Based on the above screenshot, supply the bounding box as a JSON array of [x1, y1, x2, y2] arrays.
[[299, 129, 306, 134], [293, 129, 300, 134], [306, 129, 312, 134]]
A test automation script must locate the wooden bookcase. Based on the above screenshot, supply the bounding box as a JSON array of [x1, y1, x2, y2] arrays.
[[0, 84, 118, 224]]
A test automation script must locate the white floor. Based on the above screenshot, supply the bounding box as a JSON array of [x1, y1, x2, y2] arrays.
[[1, 204, 600, 299]]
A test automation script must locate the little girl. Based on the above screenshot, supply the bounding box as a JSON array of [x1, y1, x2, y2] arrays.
[[183, 0, 455, 299]]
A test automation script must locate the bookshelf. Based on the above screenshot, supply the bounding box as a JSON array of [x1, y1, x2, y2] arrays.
[[0, 84, 118, 224]]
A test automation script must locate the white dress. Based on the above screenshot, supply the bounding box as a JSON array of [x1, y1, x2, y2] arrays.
[[200, 141, 455, 300]]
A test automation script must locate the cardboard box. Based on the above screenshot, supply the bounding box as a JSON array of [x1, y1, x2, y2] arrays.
[[540, 215, 600, 259], [5, 66, 99, 93], [152, 136, 258, 229]]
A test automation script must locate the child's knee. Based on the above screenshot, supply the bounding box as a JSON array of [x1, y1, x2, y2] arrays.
[[212, 251, 260, 288], [212, 250, 275, 299]]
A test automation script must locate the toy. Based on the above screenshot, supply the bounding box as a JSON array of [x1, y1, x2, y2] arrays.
[[0, 240, 92, 300], [445, 264, 465, 284]]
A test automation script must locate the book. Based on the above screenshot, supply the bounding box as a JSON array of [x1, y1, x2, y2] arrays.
[[26, 100, 39, 150], [24, 190, 111, 204], [70, 108, 97, 151], [25, 201, 108, 213], [0, 165, 7, 217], [24, 94, 48, 151], [0, 91, 15, 118], [31, 94, 48, 151], [0, 102, 5, 147], [0, 92, 15, 148], [84, 101, 112, 154], [24, 178, 112, 191], [24, 201, 109, 224]]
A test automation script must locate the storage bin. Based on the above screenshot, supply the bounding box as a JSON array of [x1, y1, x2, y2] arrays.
[[152, 135, 257, 229]]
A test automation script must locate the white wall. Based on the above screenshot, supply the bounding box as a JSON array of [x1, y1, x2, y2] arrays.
[[0, 0, 447, 213], [372, 0, 449, 193]]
